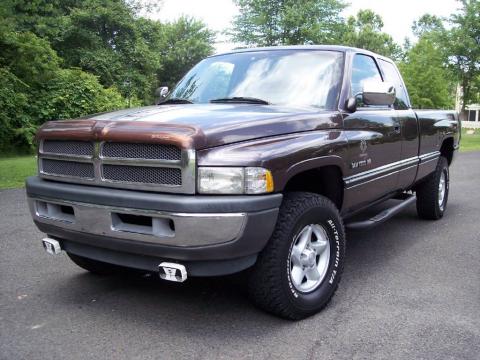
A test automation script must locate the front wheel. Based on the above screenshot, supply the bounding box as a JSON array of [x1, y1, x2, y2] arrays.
[[248, 192, 346, 320], [416, 156, 450, 220]]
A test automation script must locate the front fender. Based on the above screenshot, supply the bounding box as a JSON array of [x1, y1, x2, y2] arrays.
[[197, 130, 350, 191]]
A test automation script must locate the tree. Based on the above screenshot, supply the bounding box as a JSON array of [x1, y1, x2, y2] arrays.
[[445, 0, 480, 112], [341, 9, 402, 60], [398, 13, 455, 109], [36, 68, 126, 122], [55, 0, 160, 103], [412, 14, 445, 38], [229, 0, 347, 46], [3, 0, 215, 104], [0, 0, 216, 153], [399, 37, 454, 109], [158, 16, 215, 87]]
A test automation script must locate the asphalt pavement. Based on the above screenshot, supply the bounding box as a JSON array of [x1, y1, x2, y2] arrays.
[[1, 152, 479, 360]]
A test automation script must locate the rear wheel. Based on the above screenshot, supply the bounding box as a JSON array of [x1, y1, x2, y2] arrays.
[[248, 192, 345, 320], [67, 253, 127, 275], [416, 156, 450, 220]]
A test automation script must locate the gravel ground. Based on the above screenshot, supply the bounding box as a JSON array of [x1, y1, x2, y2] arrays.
[[1, 152, 479, 360]]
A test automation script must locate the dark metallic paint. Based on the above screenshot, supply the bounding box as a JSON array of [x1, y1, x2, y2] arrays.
[[34, 46, 460, 219]]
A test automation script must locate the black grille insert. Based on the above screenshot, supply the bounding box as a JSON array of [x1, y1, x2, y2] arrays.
[[42, 159, 95, 179], [102, 165, 182, 185], [43, 140, 93, 156], [101, 142, 181, 161]]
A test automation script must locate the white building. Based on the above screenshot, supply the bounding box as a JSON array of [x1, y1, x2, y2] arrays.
[[466, 104, 480, 122]]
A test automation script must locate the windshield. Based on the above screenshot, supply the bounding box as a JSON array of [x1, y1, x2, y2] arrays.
[[168, 50, 344, 109]]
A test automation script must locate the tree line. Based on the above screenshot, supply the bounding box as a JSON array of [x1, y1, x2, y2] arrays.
[[0, 0, 214, 153], [0, 0, 478, 154], [231, 0, 479, 111]]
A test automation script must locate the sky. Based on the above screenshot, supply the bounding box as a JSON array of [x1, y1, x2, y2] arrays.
[[148, 0, 461, 53]]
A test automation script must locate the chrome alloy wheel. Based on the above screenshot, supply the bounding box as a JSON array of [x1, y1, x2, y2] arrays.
[[289, 224, 330, 293], [438, 171, 447, 210]]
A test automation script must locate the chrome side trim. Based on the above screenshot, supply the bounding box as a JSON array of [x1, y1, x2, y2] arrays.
[[419, 151, 441, 162], [344, 151, 440, 188], [29, 197, 246, 247], [344, 156, 419, 186], [346, 164, 418, 189]]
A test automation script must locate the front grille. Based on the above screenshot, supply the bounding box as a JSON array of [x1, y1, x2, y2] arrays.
[[103, 165, 182, 185], [42, 159, 95, 179], [43, 140, 94, 157], [101, 142, 181, 161], [38, 140, 194, 193]]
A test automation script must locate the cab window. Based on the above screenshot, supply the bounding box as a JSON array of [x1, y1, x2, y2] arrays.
[[378, 59, 409, 109]]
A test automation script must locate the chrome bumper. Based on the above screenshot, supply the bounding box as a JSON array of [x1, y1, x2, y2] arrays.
[[28, 197, 246, 247]]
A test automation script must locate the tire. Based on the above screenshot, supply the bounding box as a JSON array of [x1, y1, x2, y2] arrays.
[[248, 192, 346, 320], [416, 156, 449, 220], [67, 253, 127, 275]]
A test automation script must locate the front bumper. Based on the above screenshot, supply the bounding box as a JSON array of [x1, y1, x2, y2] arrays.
[[26, 177, 282, 276]]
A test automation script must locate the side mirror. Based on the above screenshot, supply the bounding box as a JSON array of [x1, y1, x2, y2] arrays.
[[362, 82, 396, 106], [155, 86, 169, 104]]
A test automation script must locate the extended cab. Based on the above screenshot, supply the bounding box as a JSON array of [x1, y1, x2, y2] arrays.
[[26, 46, 460, 319]]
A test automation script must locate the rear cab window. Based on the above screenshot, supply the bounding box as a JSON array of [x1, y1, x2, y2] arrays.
[[378, 59, 410, 109]]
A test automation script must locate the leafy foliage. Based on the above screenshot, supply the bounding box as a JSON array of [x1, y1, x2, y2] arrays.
[[399, 38, 454, 109], [0, 0, 215, 153], [341, 10, 402, 60], [0, 68, 32, 153], [230, 0, 347, 46], [158, 17, 215, 87], [445, 0, 480, 109], [35, 69, 126, 122]]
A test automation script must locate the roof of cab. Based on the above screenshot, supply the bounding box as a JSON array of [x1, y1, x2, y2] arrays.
[[211, 45, 390, 61]]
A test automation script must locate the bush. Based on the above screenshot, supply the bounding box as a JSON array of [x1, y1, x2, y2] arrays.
[[0, 66, 128, 153], [35, 68, 126, 122], [0, 68, 34, 153]]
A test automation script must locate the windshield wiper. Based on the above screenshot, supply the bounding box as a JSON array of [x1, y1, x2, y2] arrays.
[[210, 97, 270, 105], [158, 98, 193, 105]]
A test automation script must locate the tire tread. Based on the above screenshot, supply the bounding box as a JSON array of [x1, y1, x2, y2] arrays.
[[416, 157, 449, 220], [248, 192, 345, 320]]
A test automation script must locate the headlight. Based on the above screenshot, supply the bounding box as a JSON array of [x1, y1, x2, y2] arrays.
[[198, 167, 274, 194]]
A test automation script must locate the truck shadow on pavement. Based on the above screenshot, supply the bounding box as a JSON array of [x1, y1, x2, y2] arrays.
[[49, 202, 459, 331]]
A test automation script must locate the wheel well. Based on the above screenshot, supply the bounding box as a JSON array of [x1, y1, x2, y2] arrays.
[[283, 166, 344, 210], [440, 137, 454, 165]]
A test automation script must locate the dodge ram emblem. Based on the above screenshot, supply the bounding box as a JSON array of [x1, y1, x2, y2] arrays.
[[360, 140, 368, 154]]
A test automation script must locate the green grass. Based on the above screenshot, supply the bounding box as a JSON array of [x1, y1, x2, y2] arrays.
[[0, 156, 37, 190], [460, 128, 480, 152]]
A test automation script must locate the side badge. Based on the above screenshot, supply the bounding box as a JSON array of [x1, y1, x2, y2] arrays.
[[360, 140, 368, 154], [352, 140, 371, 169]]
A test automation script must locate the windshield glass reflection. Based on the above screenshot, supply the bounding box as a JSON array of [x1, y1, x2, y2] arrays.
[[169, 50, 343, 109]]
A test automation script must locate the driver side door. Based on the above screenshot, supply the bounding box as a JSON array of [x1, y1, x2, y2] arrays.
[[343, 53, 402, 212]]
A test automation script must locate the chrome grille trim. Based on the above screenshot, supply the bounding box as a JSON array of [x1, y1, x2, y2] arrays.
[[38, 140, 196, 194]]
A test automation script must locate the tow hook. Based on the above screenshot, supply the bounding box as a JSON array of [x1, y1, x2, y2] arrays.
[[159, 262, 187, 282], [42, 237, 62, 255]]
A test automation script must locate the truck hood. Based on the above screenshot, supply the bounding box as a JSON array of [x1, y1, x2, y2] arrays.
[[37, 104, 342, 149]]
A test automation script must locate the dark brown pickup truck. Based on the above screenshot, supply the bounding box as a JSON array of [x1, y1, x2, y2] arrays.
[[26, 45, 460, 319]]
